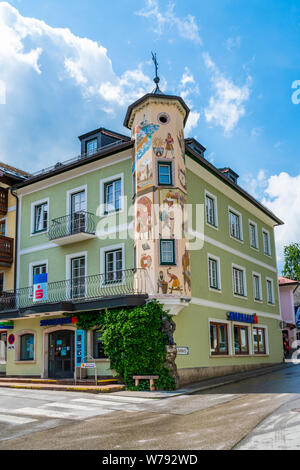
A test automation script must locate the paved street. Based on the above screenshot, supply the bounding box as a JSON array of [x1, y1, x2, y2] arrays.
[[0, 365, 300, 450]]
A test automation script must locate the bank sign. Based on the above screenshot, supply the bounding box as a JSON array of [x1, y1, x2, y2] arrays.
[[33, 273, 48, 302], [227, 312, 258, 324]]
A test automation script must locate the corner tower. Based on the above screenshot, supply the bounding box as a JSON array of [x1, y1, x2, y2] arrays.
[[124, 79, 191, 309]]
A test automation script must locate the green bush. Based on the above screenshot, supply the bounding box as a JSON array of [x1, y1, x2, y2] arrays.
[[74, 300, 176, 391]]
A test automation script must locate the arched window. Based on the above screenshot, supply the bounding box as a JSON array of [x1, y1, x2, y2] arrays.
[[20, 334, 34, 361]]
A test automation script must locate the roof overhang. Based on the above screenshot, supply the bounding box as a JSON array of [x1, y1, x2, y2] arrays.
[[124, 93, 190, 130]]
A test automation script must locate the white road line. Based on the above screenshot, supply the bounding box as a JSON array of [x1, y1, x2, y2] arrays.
[[44, 402, 97, 411], [72, 398, 143, 411], [13, 407, 83, 420], [0, 414, 37, 425], [100, 395, 150, 403]]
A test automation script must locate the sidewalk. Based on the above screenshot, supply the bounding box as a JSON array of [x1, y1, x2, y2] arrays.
[[111, 362, 298, 399]]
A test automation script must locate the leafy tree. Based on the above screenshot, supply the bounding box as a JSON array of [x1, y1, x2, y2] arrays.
[[282, 243, 300, 281]]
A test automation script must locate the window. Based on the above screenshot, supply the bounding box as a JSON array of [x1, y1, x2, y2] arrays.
[[208, 257, 220, 290], [263, 230, 271, 256], [104, 179, 122, 214], [253, 273, 262, 301], [158, 162, 172, 186], [71, 256, 86, 299], [160, 239, 176, 265], [234, 325, 249, 355], [266, 278, 275, 304], [233, 267, 246, 297], [229, 210, 242, 240], [210, 322, 229, 355], [34, 202, 48, 233], [0, 332, 7, 362], [93, 330, 107, 359], [105, 249, 123, 284], [0, 273, 4, 293], [33, 264, 47, 279], [253, 327, 266, 354], [86, 138, 97, 155], [205, 194, 217, 227], [0, 220, 5, 236], [20, 334, 34, 361], [249, 222, 258, 249]]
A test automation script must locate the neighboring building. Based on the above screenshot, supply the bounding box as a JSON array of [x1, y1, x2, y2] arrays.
[[278, 276, 299, 351], [0, 82, 285, 385], [294, 283, 300, 342], [0, 163, 29, 373]]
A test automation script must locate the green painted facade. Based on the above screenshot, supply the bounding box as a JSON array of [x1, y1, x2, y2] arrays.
[[0, 110, 283, 382]]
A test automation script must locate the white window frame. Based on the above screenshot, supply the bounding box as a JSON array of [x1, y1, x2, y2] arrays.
[[65, 251, 87, 300], [208, 318, 232, 356], [30, 198, 49, 236], [232, 263, 247, 298], [99, 173, 124, 217], [228, 206, 243, 242], [205, 190, 218, 229], [207, 254, 221, 292], [249, 219, 259, 251], [100, 243, 125, 287], [262, 228, 271, 257], [66, 185, 87, 216], [252, 271, 262, 302], [266, 277, 275, 305]]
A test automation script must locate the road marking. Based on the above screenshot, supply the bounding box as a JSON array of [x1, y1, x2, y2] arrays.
[[72, 398, 142, 411], [44, 402, 97, 411], [13, 407, 84, 420], [0, 414, 37, 425]]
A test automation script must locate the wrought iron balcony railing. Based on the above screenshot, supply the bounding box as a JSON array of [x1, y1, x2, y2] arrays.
[[48, 211, 96, 241], [0, 268, 153, 313], [0, 236, 13, 265]]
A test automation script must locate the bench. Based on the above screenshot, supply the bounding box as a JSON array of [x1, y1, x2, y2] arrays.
[[133, 375, 159, 391]]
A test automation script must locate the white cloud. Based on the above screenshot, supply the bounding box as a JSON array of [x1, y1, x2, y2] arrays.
[[178, 67, 200, 136], [185, 110, 200, 136], [0, 1, 153, 109], [136, 0, 202, 44], [203, 52, 251, 134]]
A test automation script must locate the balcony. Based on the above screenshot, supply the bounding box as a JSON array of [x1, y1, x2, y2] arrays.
[[0, 236, 13, 266], [48, 211, 96, 245], [0, 188, 8, 215], [0, 268, 153, 316]]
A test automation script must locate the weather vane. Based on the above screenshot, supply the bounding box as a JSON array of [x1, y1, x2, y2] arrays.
[[151, 51, 161, 94]]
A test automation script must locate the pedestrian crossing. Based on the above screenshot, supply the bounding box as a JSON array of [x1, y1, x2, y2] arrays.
[[0, 394, 151, 428]]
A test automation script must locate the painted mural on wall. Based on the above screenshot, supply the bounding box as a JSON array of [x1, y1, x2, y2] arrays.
[[136, 195, 154, 239], [136, 156, 153, 192], [132, 117, 160, 174]]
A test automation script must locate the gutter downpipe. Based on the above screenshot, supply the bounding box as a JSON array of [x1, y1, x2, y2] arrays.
[[10, 188, 19, 292]]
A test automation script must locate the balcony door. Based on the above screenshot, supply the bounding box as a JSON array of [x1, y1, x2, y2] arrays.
[[70, 256, 86, 299], [71, 191, 86, 235]]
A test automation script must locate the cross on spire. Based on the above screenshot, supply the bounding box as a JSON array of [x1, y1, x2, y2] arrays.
[[151, 51, 162, 94]]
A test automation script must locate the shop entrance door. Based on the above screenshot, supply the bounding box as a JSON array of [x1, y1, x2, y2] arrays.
[[48, 330, 75, 379]]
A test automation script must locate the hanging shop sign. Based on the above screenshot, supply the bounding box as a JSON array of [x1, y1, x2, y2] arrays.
[[33, 273, 48, 302], [227, 312, 258, 324], [0, 321, 14, 330], [81, 363, 96, 369], [176, 346, 189, 355], [40, 316, 78, 327]]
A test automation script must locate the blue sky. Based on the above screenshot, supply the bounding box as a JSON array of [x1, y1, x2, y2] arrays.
[[0, 0, 299, 268]]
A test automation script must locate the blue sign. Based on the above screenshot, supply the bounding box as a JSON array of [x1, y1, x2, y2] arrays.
[[33, 273, 48, 302], [40, 316, 77, 327], [76, 330, 86, 367], [227, 312, 258, 324]]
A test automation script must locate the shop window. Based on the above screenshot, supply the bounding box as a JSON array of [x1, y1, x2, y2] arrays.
[[234, 325, 249, 355], [210, 322, 229, 355], [93, 330, 107, 359], [0, 332, 7, 362], [20, 334, 34, 361], [253, 327, 266, 354]]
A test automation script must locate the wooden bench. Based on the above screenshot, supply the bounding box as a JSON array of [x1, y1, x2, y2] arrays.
[[133, 375, 159, 391]]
